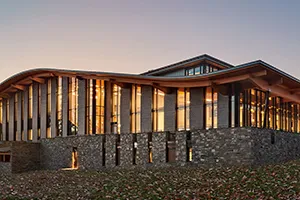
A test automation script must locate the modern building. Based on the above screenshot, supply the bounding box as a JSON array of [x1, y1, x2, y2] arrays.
[[1, 54, 300, 173]]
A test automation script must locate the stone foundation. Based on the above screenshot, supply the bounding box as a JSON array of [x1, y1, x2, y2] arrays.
[[2, 127, 300, 173], [0, 141, 40, 174]]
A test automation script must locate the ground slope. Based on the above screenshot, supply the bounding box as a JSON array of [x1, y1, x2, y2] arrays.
[[1, 160, 300, 199]]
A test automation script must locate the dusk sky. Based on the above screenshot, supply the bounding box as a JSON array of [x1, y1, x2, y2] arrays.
[[0, 0, 299, 82]]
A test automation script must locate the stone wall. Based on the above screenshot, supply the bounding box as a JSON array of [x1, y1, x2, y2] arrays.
[[4, 127, 300, 173], [40, 135, 104, 170], [0, 162, 11, 173], [11, 142, 40, 173], [250, 128, 300, 165], [39, 128, 300, 170], [192, 128, 253, 167], [0, 141, 40, 174]]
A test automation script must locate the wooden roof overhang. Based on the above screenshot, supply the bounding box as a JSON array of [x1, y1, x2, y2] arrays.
[[0, 61, 300, 103]]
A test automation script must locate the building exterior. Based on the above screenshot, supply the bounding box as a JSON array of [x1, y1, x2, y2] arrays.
[[1, 54, 300, 173]]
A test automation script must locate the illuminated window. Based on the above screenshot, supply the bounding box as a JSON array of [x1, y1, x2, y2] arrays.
[[47, 80, 51, 138], [38, 85, 41, 139], [195, 67, 200, 75], [95, 80, 105, 134], [14, 93, 19, 141], [68, 77, 78, 135], [87, 79, 106, 135], [112, 84, 121, 134], [72, 147, 78, 169], [0, 100, 2, 141], [177, 88, 190, 131], [186, 65, 219, 76], [28, 85, 32, 140], [152, 88, 164, 132], [131, 85, 141, 133], [205, 87, 218, 129], [14, 93, 18, 122], [57, 77, 62, 136]]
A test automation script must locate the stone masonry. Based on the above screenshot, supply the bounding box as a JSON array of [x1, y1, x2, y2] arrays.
[[2, 128, 300, 173]]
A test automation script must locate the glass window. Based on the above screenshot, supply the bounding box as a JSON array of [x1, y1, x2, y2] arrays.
[[87, 80, 106, 135], [195, 67, 200, 75], [112, 84, 121, 134], [14, 93, 18, 121], [28, 85, 32, 140], [153, 88, 164, 132], [177, 88, 190, 131], [47, 80, 51, 138], [250, 89, 256, 127], [231, 95, 235, 128], [95, 80, 105, 134], [200, 66, 204, 74], [0, 100, 2, 141], [131, 85, 141, 133], [57, 77, 62, 136], [68, 77, 78, 135], [0, 101, 2, 124], [213, 91, 218, 128], [206, 87, 212, 129], [188, 68, 194, 76]]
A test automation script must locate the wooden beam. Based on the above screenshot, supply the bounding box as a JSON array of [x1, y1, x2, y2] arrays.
[[268, 77, 284, 86], [0, 93, 10, 98], [159, 80, 211, 88], [11, 84, 25, 91], [262, 91, 270, 128], [250, 77, 300, 104], [152, 83, 172, 94], [110, 80, 131, 88], [29, 76, 45, 84], [289, 88, 300, 94], [214, 70, 267, 85], [34, 72, 56, 78]]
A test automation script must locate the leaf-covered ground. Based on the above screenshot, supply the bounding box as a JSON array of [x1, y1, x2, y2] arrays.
[[1, 160, 300, 199]]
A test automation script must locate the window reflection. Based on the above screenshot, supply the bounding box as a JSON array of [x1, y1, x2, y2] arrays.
[[57, 77, 62, 136], [68, 77, 78, 135], [185, 65, 219, 76], [177, 88, 190, 131], [131, 85, 141, 133], [237, 88, 300, 133], [86, 80, 105, 134], [28, 85, 32, 140], [112, 84, 121, 134], [205, 87, 218, 129], [153, 88, 164, 132], [47, 80, 51, 138]]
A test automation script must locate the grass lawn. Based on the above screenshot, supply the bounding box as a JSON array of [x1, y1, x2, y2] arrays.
[[1, 160, 300, 199]]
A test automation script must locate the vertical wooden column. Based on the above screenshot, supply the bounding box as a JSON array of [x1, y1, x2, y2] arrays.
[[62, 77, 69, 137], [9, 95, 15, 141], [50, 78, 57, 138], [141, 85, 152, 132], [120, 87, 131, 133], [190, 87, 204, 130], [16, 92, 22, 141], [40, 82, 47, 139], [23, 87, 29, 141], [32, 82, 39, 142], [78, 78, 86, 135], [164, 90, 176, 131], [105, 81, 112, 134], [2, 99, 7, 141], [218, 92, 230, 128]]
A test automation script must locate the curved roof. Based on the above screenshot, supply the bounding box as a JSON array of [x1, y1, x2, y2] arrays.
[[0, 56, 300, 103]]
